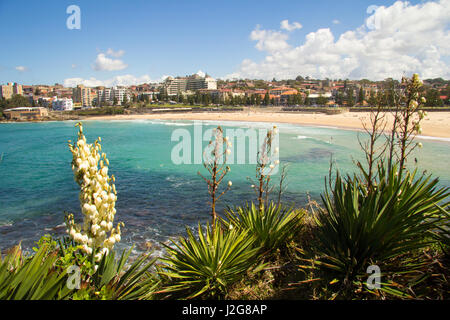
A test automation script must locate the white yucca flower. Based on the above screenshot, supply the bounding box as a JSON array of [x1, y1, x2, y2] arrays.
[[66, 122, 123, 261]]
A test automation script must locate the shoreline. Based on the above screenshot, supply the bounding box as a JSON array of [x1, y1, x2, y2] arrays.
[[85, 110, 450, 139], [2, 110, 450, 139]]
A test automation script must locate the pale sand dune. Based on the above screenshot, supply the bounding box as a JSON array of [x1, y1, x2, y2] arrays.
[[88, 110, 450, 138]]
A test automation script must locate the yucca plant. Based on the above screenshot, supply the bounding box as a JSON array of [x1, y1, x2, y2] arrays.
[[89, 247, 159, 300], [158, 222, 264, 299], [0, 244, 73, 300], [314, 164, 450, 289], [64, 245, 159, 300], [223, 202, 304, 254], [433, 206, 450, 255]]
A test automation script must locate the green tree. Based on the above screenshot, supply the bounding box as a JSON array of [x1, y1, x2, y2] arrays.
[[0, 98, 7, 117], [443, 86, 450, 105], [286, 95, 293, 105], [188, 95, 194, 105], [263, 92, 270, 106], [255, 94, 262, 106], [335, 91, 344, 106], [317, 94, 328, 106], [304, 93, 311, 106], [358, 88, 365, 104], [425, 89, 444, 107], [7, 95, 31, 108], [346, 90, 355, 107], [294, 93, 303, 105], [368, 90, 377, 106]]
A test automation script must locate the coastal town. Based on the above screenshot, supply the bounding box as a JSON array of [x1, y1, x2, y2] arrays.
[[1, 73, 449, 121]]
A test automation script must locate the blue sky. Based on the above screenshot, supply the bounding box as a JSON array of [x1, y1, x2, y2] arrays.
[[0, 0, 447, 85]]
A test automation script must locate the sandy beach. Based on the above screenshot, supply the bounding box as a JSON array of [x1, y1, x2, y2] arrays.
[[88, 110, 450, 139]]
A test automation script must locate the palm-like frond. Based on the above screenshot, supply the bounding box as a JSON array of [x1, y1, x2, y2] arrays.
[[432, 204, 450, 254], [159, 222, 264, 299], [315, 164, 450, 282], [92, 247, 159, 300], [223, 202, 304, 253], [0, 244, 73, 300]]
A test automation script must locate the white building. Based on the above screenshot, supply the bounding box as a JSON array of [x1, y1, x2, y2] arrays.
[[162, 74, 217, 96], [308, 93, 333, 99], [97, 87, 130, 105], [53, 97, 73, 111], [112, 87, 130, 104]]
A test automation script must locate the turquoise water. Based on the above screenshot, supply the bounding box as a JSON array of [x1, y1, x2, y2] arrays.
[[0, 120, 449, 254]]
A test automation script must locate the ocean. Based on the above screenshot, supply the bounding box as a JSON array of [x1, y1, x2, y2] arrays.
[[1, 119, 449, 255]]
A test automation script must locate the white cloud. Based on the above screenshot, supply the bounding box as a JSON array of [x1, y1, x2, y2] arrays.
[[106, 48, 125, 58], [63, 74, 156, 87], [160, 75, 172, 82], [227, 0, 450, 81], [93, 53, 128, 71], [332, 19, 340, 25], [196, 70, 206, 77], [15, 66, 28, 72], [280, 19, 303, 31], [250, 25, 290, 54]]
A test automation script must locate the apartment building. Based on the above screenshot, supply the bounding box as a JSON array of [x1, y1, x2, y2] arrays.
[[97, 87, 111, 105], [12, 83, 23, 95], [72, 85, 92, 107], [97, 87, 130, 105], [0, 84, 13, 99], [0, 82, 23, 99], [52, 97, 73, 111], [162, 74, 217, 95]]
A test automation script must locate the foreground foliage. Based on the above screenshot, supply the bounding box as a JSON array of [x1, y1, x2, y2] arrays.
[[0, 235, 159, 300], [223, 202, 304, 254], [71, 246, 159, 300], [0, 243, 72, 300], [159, 222, 265, 299], [309, 164, 449, 296]]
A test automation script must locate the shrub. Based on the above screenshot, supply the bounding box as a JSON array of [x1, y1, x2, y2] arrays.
[[72, 247, 159, 300], [0, 243, 73, 300], [223, 202, 304, 254], [2, 234, 159, 300], [159, 222, 264, 299], [314, 164, 449, 288], [433, 205, 450, 255]]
